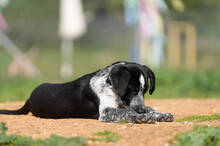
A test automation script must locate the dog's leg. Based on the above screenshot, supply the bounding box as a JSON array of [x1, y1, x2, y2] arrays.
[[147, 111, 174, 122], [99, 107, 156, 124], [131, 105, 174, 122]]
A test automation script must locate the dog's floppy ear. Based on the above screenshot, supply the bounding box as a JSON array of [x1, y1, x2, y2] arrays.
[[142, 65, 156, 95], [107, 65, 131, 97]]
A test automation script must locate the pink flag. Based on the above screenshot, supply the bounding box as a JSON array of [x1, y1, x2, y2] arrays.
[[0, 12, 8, 33]]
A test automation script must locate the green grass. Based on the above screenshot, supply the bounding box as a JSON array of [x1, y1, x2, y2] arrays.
[[0, 77, 40, 102], [176, 114, 220, 122], [88, 130, 121, 142], [117, 120, 128, 124], [169, 125, 220, 146], [152, 69, 220, 98], [0, 122, 121, 145]]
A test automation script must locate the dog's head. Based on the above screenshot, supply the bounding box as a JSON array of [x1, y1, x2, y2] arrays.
[[107, 62, 155, 107]]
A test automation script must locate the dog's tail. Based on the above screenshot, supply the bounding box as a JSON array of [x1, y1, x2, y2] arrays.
[[0, 100, 30, 115]]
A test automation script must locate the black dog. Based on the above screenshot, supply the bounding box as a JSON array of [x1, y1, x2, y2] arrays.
[[0, 62, 173, 123]]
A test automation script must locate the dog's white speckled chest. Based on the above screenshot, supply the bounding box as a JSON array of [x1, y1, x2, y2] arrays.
[[89, 67, 118, 119]]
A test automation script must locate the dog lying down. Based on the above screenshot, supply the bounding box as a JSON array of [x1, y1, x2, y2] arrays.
[[0, 61, 173, 123]]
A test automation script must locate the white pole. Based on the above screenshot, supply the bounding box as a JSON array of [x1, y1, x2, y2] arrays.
[[60, 39, 74, 79], [59, 0, 86, 79]]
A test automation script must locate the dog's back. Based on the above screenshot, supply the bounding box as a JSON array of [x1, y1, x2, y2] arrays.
[[0, 72, 100, 119]]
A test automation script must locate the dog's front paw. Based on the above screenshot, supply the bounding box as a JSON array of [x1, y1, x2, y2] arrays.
[[136, 114, 156, 124], [155, 113, 174, 122]]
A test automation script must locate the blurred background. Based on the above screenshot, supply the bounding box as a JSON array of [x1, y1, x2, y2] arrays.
[[0, 0, 220, 101]]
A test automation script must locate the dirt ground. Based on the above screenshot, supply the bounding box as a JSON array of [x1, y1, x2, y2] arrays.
[[0, 99, 220, 146]]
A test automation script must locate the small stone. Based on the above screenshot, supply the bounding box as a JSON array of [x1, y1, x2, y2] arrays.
[[72, 133, 77, 136], [121, 125, 127, 129]]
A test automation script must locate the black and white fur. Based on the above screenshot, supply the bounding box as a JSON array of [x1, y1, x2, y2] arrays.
[[0, 62, 173, 123]]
